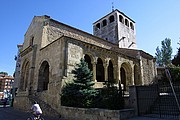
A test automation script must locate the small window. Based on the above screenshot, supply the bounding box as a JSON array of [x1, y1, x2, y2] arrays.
[[147, 59, 149, 65], [102, 19, 107, 27], [109, 15, 114, 23], [125, 19, 129, 27], [96, 23, 100, 30], [119, 15, 124, 23], [30, 36, 34, 46], [130, 22, 134, 30]]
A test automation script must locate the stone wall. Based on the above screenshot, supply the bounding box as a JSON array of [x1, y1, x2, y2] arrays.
[[141, 57, 156, 85], [14, 94, 31, 111], [60, 106, 135, 120], [129, 85, 159, 115]]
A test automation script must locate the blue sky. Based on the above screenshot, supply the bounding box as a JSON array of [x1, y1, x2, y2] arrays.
[[1, 0, 180, 76]]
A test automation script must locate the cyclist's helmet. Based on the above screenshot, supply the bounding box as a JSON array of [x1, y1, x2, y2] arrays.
[[34, 101, 37, 104]]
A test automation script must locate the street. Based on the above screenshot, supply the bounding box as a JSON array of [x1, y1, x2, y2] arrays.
[[0, 106, 175, 120], [0, 106, 65, 120]]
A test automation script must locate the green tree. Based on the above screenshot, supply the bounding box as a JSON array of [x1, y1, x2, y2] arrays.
[[155, 38, 172, 66], [155, 46, 163, 66], [61, 58, 99, 108], [172, 41, 180, 66], [0, 72, 8, 75]]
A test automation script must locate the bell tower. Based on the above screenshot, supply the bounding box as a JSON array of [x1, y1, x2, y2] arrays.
[[93, 9, 137, 49]]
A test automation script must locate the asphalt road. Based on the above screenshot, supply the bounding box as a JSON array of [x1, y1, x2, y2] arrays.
[[0, 106, 65, 120]]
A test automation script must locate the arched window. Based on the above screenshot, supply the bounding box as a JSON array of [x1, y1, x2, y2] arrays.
[[119, 15, 124, 23], [96, 23, 100, 30], [38, 61, 49, 92], [96, 58, 104, 82], [130, 22, 134, 30], [20, 61, 30, 91], [125, 19, 129, 27], [30, 36, 34, 46], [120, 67, 126, 91], [84, 54, 92, 71], [109, 15, 115, 23], [108, 60, 114, 82], [102, 19, 107, 27]]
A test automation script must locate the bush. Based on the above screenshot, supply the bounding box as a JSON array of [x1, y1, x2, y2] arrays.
[[94, 85, 124, 110], [158, 67, 180, 84], [61, 58, 125, 110]]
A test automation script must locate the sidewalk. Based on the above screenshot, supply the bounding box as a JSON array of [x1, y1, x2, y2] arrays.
[[128, 115, 179, 120], [128, 116, 169, 120]]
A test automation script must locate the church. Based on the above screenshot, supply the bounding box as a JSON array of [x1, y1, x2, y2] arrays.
[[14, 9, 157, 117]]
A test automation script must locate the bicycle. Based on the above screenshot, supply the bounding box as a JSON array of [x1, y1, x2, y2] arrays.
[[26, 114, 44, 120]]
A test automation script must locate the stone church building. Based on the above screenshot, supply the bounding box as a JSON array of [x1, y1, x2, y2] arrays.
[[14, 9, 157, 116]]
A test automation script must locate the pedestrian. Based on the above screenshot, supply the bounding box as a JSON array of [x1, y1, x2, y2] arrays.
[[3, 98, 7, 107]]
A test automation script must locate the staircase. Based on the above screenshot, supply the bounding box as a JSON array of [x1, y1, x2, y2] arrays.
[[149, 93, 180, 119], [28, 95, 61, 118]]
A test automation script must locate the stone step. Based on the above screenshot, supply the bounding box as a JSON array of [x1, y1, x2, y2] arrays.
[[150, 95, 180, 117]]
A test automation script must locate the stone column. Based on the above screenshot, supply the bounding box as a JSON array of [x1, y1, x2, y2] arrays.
[[104, 64, 108, 81], [132, 64, 135, 85], [117, 64, 120, 82], [92, 62, 97, 82], [117, 63, 121, 88], [113, 65, 117, 83], [129, 86, 138, 115], [139, 56, 144, 85]]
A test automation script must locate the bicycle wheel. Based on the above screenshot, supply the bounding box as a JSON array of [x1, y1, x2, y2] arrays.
[[39, 117, 44, 120], [26, 117, 33, 120]]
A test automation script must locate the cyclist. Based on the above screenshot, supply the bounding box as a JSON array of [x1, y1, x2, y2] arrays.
[[31, 101, 42, 119]]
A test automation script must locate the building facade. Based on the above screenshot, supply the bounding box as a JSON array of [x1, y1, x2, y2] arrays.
[[14, 45, 23, 89], [0, 74, 14, 99], [14, 10, 157, 116]]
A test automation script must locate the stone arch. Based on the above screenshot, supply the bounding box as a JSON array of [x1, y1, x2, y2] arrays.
[[125, 19, 129, 27], [134, 64, 141, 85], [120, 62, 132, 91], [108, 60, 114, 83], [119, 15, 124, 23], [38, 61, 50, 92], [102, 19, 107, 27], [120, 67, 126, 91], [130, 22, 134, 30], [96, 23, 100, 30], [84, 54, 93, 71], [20, 59, 30, 91], [96, 58, 104, 82], [109, 15, 115, 23]]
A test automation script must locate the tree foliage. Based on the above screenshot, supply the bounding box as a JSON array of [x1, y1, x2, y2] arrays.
[[95, 83, 124, 110], [61, 58, 99, 108], [172, 41, 180, 66], [159, 67, 180, 83], [155, 38, 172, 66], [61, 58, 124, 110], [0, 72, 8, 75], [155, 46, 163, 66]]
